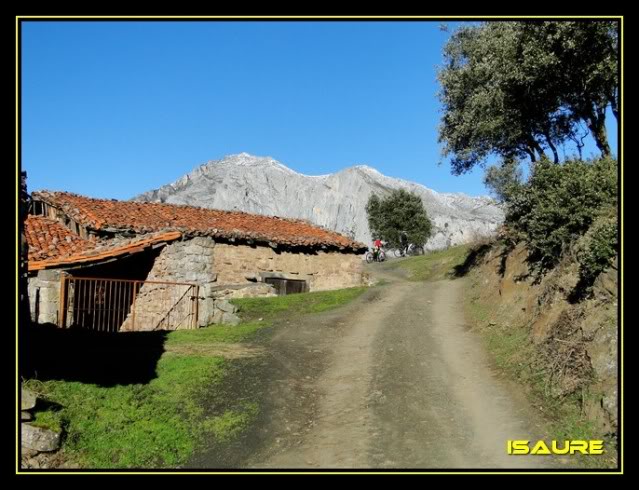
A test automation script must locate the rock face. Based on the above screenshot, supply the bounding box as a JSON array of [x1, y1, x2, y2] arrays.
[[21, 388, 37, 411], [134, 153, 504, 250], [22, 424, 61, 452]]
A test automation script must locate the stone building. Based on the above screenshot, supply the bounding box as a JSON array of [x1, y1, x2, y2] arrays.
[[26, 191, 367, 332]]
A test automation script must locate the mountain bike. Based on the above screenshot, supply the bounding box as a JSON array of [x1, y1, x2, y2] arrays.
[[365, 248, 386, 263], [393, 243, 425, 257]]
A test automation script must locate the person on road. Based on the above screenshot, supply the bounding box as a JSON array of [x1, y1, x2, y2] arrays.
[[399, 231, 409, 257], [373, 238, 383, 260]]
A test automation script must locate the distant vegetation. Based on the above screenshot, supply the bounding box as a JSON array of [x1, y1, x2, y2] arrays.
[[365, 189, 432, 248]]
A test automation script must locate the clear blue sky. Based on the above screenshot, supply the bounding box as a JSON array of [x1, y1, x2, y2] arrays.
[[21, 21, 618, 200]]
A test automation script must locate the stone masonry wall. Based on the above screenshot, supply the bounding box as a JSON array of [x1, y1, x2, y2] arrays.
[[211, 242, 365, 292], [122, 238, 365, 331], [144, 237, 218, 286], [28, 270, 61, 325], [27, 238, 365, 332], [120, 238, 216, 331]]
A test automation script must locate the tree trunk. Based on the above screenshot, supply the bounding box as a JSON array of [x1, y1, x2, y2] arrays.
[[585, 105, 611, 157], [543, 131, 560, 164], [609, 91, 619, 124], [531, 139, 547, 161]]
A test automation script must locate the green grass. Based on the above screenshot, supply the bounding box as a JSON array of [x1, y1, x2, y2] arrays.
[[384, 245, 471, 281], [22, 324, 269, 468], [201, 402, 259, 443], [466, 296, 492, 325], [550, 400, 597, 441], [546, 395, 616, 468], [231, 286, 368, 322], [30, 408, 63, 433], [482, 323, 533, 374], [25, 354, 229, 468], [23, 285, 367, 469], [167, 320, 269, 345]]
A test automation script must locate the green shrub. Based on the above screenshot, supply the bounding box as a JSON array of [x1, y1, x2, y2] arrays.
[[576, 211, 618, 286], [505, 157, 617, 272]]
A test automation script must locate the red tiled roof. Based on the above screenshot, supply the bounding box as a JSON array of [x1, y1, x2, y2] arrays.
[[28, 229, 182, 271], [25, 215, 95, 262], [32, 191, 367, 252], [25, 214, 183, 271]]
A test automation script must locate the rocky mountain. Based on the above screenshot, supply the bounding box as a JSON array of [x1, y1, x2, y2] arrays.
[[133, 153, 504, 250]]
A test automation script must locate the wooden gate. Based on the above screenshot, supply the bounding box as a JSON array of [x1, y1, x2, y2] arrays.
[[59, 276, 199, 332]]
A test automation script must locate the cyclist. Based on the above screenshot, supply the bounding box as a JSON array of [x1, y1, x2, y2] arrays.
[[373, 238, 383, 260], [399, 231, 409, 257]]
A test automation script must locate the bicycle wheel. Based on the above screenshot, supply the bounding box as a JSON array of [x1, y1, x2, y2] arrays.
[[410, 245, 425, 256], [378, 250, 386, 262], [365, 252, 374, 263], [394, 249, 403, 258]]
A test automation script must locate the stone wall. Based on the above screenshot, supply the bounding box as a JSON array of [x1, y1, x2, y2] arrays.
[[211, 242, 365, 292], [83, 237, 365, 331], [211, 283, 278, 300], [145, 237, 217, 287], [120, 238, 216, 331], [28, 270, 61, 325]]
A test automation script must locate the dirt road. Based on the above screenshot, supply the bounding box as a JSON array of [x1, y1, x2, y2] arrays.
[[193, 267, 557, 469]]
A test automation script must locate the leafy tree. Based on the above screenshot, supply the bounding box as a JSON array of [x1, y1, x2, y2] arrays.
[[518, 21, 618, 156], [438, 21, 618, 174], [365, 189, 432, 248], [483, 157, 523, 202]]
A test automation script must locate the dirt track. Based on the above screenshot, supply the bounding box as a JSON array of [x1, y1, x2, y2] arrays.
[[192, 266, 560, 469]]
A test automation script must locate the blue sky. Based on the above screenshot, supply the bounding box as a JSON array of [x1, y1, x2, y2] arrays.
[[21, 21, 618, 200]]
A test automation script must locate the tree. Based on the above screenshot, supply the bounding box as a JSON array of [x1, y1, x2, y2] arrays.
[[517, 21, 618, 157], [483, 157, 523, 202], [438, 21, 618, 174], [365, 189, 432, 248]]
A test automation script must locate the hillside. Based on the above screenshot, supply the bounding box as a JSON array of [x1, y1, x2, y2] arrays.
[[133, 153, 504, 250]]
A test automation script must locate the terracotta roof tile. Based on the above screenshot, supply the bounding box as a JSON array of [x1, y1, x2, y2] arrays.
[[28, 230, 182, 271], [32, 191, 367, 252], [25, 215, 95, 262]]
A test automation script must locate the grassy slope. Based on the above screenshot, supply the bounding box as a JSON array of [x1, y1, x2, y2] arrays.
[[24, 287, 367, 469], [381, 244, 471, 281]]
